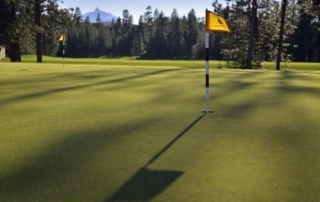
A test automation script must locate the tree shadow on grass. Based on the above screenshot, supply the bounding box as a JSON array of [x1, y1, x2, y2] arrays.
[[0, 110, 205, 202], [0, 116, 162, 201], [0, 68, 185, 106], [105, 114, 206, 202], [276, 71, 320, 98]]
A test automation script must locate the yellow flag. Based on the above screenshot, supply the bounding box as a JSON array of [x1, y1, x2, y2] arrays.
[[58, 34, 64, 41], [205, 10, 231, 33]]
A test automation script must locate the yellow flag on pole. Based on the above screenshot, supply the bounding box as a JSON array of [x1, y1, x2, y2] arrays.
[[205, 10, 231, 33], [58, 34, 64, 41]]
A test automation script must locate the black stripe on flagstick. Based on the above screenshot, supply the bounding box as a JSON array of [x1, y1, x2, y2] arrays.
[[206, 74, 209, 87], [205, 48, 209, 61]]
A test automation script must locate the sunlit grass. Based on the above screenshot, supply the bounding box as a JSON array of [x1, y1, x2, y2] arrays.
[[1, 55, 320, 70], [0, 63, 320, 202]]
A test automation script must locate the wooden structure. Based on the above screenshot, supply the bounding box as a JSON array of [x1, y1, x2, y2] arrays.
[[0, 46, 5, 60]]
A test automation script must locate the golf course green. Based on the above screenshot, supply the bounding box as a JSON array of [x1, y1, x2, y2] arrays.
[[2, 55, 320, 70], [1, 62, 320, 202]]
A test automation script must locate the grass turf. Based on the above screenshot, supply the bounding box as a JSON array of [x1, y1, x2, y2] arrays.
[[0, 63, 320, 202], [1, 55, 320, 70]]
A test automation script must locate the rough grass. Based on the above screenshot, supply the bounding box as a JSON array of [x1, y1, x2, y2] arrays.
[[1, 63, 320, 202], [1, 55, 320, 70]]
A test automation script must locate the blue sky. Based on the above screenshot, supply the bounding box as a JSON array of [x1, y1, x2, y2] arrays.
[[60, 0, 220, 23]]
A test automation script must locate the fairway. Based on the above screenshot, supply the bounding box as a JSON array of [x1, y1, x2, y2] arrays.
[[2, 55, 320, 70], [1, 63, 320, 202]]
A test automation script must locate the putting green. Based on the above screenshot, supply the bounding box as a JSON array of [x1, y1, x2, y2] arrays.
[[1, 63, 320, 202]]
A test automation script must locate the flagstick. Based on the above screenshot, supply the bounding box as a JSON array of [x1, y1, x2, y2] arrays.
[[63, 37, 65, 67], [205, 33, 210, 114], [203, 9, 230, 114]]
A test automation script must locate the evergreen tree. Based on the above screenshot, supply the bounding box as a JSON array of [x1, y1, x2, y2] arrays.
[[2, 1, 319, 62]]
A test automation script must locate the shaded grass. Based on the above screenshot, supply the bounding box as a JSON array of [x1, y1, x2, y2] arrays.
[[1, 55, 320, 70], [0, 63, 320, 202]]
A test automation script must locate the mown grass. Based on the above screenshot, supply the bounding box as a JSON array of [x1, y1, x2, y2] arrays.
[[1, 63, 320, 202], [1, 55, 225, 68], [1, 54, 320, 70]]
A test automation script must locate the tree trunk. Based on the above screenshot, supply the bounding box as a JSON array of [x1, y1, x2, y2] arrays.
[[9, 39, 21, 62], [318, 28, 320, 62], [35, 0, 42, 63], [246, 0, 257, 69], [276, 0, 287, 70]]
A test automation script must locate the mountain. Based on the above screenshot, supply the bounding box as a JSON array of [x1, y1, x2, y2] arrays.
[[82, 7, 117, 23]]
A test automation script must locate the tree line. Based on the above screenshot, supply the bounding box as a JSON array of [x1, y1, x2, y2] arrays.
[[0, 0, 319, 68]]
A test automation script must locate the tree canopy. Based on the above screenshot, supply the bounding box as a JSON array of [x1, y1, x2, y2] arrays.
[[1, 0, 319, 67]]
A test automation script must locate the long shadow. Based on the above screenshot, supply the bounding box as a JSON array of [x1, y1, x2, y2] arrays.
[[0, 117, 160, 200], [0, 68, 184, 106], [205, 70, 260, 103], [106, 114, 206, 202], [144, 114, 206, 167], [276, 71, 320, 98]]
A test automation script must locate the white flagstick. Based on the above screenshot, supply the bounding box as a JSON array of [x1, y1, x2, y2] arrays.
[[63, 36, 65, 67], [205, 33, 210, 113]]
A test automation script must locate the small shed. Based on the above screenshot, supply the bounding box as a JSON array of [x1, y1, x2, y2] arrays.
[[0, 46, 5, 60]]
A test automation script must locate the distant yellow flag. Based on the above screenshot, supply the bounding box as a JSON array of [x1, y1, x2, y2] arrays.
[[205, 10, 231, 33], [58, 34, 64, 41]]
